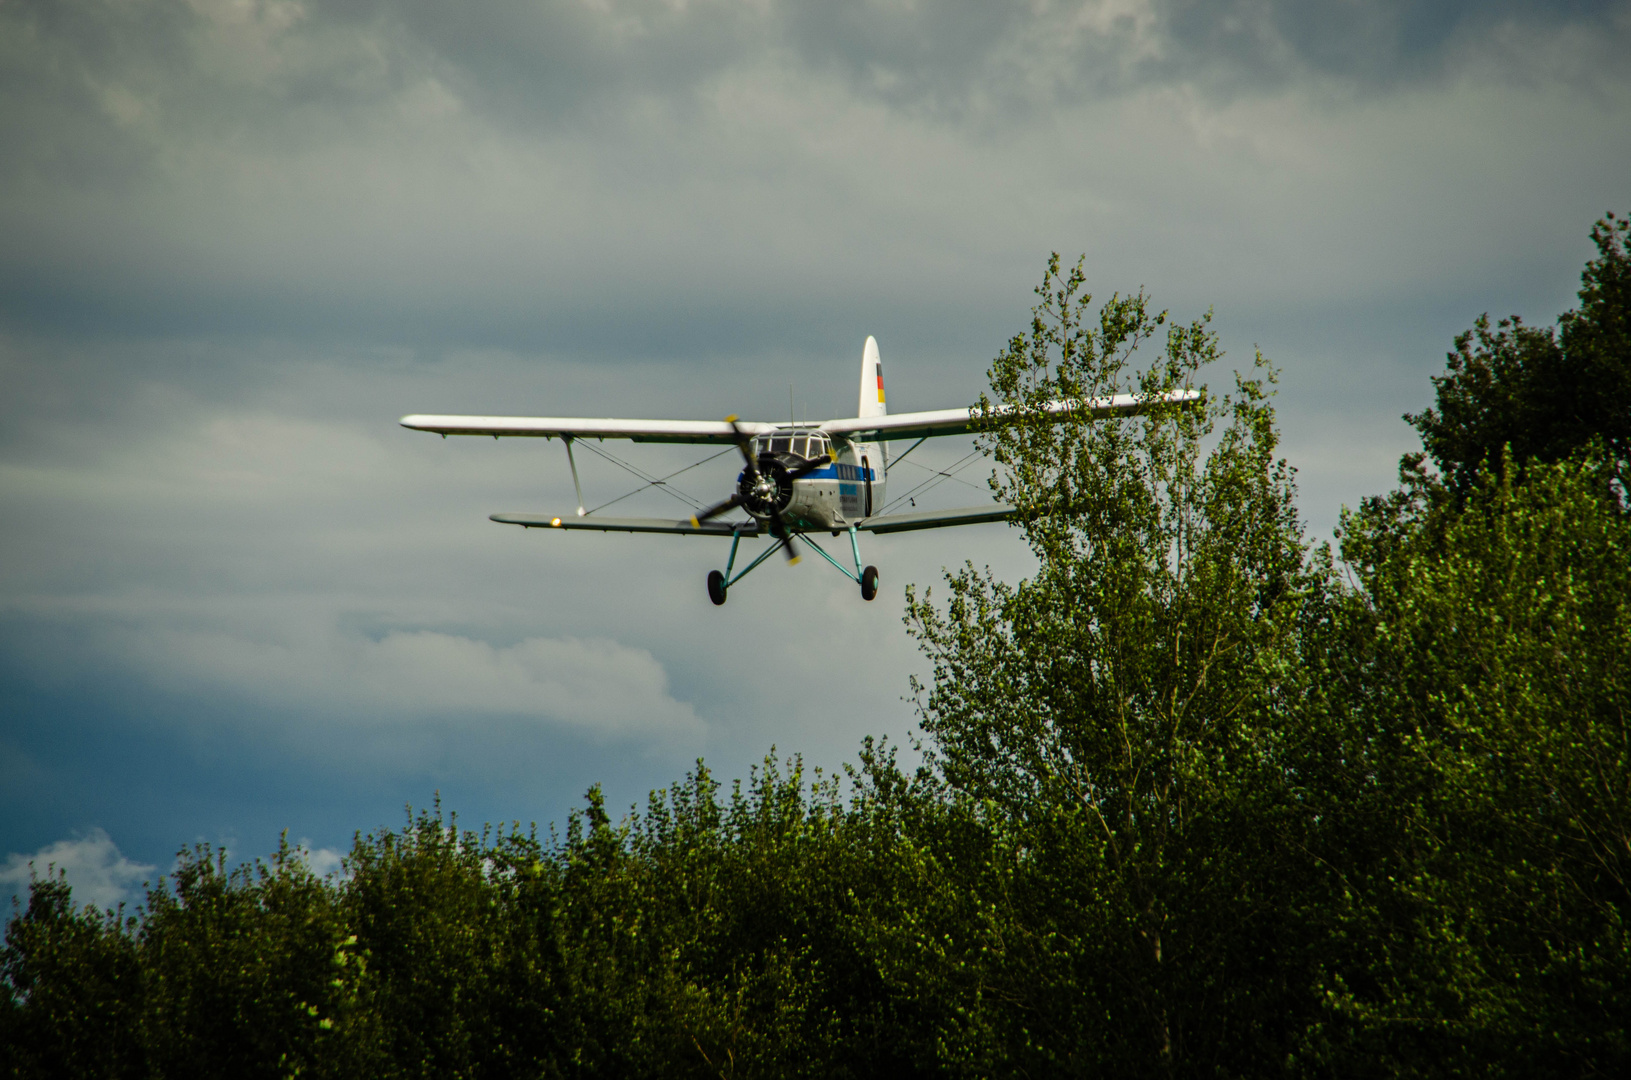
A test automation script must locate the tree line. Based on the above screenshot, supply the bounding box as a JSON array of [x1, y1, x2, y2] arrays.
[[4, 214, 1627, 1078]]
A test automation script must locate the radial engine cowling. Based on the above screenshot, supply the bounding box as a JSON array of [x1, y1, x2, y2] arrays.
[[738, 456, 793, 517]]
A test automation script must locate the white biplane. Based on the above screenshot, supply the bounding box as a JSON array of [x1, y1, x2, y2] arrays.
[[402, 338, 1196, 604]]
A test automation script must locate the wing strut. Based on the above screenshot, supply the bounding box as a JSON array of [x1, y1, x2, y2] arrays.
[[889, 435, 929, 469], [563, 436, 586, 517]]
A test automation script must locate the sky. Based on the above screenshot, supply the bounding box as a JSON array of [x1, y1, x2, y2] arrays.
[[3, 0, 1628, 911]]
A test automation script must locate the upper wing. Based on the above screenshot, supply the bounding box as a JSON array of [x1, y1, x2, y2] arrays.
[[820, 388, 1200, 442], [490, 513, 760, 535], [401, 388, 1199, 445], [401, 416, 780, 444], [855, 504, 1015, 534]]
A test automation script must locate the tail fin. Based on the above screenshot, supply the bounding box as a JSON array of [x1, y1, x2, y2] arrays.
[[858, 336, 886, 419]]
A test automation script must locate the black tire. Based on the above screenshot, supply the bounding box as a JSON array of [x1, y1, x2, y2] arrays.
[[860, 565, 879, 602], [707, 570, 728, 606]]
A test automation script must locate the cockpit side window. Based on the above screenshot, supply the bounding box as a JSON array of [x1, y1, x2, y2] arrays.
[[770, 436, 791, 454]]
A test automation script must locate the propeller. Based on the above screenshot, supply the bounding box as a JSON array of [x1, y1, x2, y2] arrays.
[[690, 416, 837, 565], [689, 415, 759, 528]]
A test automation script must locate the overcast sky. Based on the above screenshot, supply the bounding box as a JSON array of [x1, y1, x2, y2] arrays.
[[3, 0, 1628, 907]]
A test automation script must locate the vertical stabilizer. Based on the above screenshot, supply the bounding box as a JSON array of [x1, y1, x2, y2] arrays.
[[857, 336, 886, 419]]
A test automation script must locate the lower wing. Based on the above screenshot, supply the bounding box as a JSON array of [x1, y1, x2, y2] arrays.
[[488, 506, 1016, 537], [490, 514, 759, 535], [854, 505, 1014, 533]]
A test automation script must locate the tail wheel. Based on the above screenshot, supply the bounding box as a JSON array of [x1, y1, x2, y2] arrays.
[[860, 565, 879, 602], [707, 570, 728, 606]]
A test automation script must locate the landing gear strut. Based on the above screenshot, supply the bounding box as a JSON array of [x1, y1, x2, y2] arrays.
[[705, 525, 878, 604]]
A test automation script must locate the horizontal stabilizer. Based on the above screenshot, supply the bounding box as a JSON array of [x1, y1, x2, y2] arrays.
[[491, 513, 760, 536], [855, 504, 1015, 534]]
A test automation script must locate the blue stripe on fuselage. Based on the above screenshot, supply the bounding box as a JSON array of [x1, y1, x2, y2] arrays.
[[800, 463, 874, 482], [734, 464, 876, 482]]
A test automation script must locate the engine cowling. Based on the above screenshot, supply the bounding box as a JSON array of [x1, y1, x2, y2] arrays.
[[738, 455, 793, 517]]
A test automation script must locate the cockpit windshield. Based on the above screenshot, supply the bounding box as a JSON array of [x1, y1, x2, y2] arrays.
[[757, 432, 829, 459]]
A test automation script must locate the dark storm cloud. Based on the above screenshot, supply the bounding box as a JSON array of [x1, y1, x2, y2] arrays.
[[0, 0, 758, 183], [372, 0, 758, 127], [1159, 0, 1629, 90], [383, 0, 1631, 120], [1, 1, 1621, 326], [377, 0, 1631, 120], [3, 1, 1624, 186]]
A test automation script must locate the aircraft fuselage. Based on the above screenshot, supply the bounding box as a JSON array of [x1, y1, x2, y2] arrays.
[[742, 429, 885, 532]]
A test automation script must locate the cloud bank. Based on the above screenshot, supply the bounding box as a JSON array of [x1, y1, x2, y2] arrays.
[[2, 0, 1625, 347], [121, 625, 706, 735]]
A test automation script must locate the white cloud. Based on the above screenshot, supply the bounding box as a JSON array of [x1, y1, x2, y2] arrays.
[[1, 830, 156, 914], [2, 833, 349, 916], [294, 841, 347, 879], [120, 624, 707, 735]]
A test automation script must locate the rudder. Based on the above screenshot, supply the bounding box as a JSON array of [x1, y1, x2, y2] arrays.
[[857, 336, 886, 419]]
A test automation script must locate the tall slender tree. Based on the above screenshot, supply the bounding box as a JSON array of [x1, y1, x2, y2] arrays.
[[907, 255, 1325, 1074]]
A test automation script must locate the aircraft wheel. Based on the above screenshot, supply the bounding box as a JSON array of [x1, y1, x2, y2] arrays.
[[860, 565, 879, 602], [707, 570, 728, 606]]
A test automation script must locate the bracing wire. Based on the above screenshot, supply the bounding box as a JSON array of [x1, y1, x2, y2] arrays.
[[877, 447, 990, 515], [576, 442, 736, 514], [890, 454, 990, 493]]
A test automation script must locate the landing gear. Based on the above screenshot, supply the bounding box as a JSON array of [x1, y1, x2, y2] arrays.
[[706, 528, 875, 604]]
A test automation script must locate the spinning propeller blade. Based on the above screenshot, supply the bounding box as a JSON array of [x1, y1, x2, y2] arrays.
[[726, 415, 760, 482], [763, 448, 833, 563], [768, 513, 800, 564], [691, 415, 757, 527], [690, 493, 743, 527], [788, 447, 837, 480]]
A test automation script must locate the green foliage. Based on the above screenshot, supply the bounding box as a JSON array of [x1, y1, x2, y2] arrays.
[[911, 255, 1311, 815], [906, 254, 1328, 1074], [1, 877, 143, 1079], [1407, 213, 1630, 497], [4, 230, 1628, 1077], [1313, 453, 1631, 1072]]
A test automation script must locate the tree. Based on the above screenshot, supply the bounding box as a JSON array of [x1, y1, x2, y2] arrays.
[[139, 839, 373, 1080], [1315, 451, 1631, 1073], [1319, 213, 1631, 1071], [1407, 213, 1630, 497], [0, 877, 144, 1080], [906, 255, 1326, 1074]]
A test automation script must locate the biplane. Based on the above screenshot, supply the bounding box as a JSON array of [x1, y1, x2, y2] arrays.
[[402, 337, 1196, 604]]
